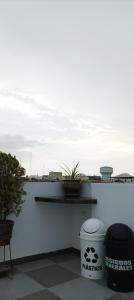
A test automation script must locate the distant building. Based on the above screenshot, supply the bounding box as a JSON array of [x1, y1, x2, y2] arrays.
[[88, 175, 102, 182], [112, 173, 134, 183], [29, 175, 43, 180], [49, 172, 62, 181], [42, 175, 49, 181], [100, 166, 113, 181], [77, 173, 89, 181]]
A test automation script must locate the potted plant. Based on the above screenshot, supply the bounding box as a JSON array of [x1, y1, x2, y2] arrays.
[[62, 162, 82, 197], [0, 152, 26, 247]]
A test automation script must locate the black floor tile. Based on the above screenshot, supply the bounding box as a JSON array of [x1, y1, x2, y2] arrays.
[[16, 289, 63, 300], [50, 252, 80, 263], [105, 294, 128, 300], [26, 264, 79, 288]]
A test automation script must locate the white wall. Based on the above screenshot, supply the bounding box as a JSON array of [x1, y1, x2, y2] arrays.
[[2, 182, 134, 261], [72, 183, 134, 249], [91, 183, 134, 230], [71, 183, 94, 249], [2, 182, 73, 261]]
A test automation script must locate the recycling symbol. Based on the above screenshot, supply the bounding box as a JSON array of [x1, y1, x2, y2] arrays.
[[84, 247, 99, 263]]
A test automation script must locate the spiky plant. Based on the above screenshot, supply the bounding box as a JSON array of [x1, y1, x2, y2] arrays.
[[0, 152, 26, 221], [62, 162, 80, 180]]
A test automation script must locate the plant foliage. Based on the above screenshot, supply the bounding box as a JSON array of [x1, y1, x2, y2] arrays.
[[62, 162, 80, 180], [0, 152, 26, 221]]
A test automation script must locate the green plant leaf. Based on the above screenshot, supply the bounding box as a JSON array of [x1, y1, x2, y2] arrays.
[[0, 151, 26, 221], [61, 162, 80, 180]]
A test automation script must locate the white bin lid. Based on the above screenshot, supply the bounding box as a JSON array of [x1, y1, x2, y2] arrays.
[[81, 218, 105, 234]]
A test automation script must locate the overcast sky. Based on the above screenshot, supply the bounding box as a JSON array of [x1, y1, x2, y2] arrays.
[[0, 0, 134, 176]]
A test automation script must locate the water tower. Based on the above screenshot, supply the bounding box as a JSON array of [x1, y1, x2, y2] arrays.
[[100, 166, 113, 181]]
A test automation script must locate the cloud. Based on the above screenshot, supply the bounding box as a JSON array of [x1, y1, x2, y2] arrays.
[[0, 88, 106, 141], [0, 88, 35, 105], [0, 88, 56, 116], [0, 134, 46, 152], [0, 88, 132, 147]]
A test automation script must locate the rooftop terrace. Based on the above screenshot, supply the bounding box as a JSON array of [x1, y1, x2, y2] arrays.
[[1, 250, 134, 300], [1, 181, 134, 299]]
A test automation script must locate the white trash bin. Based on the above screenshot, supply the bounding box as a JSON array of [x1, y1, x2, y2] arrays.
[[80, 218, 105, 280]]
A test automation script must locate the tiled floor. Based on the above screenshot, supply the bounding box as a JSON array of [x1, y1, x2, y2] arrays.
[[1, 252, 134, 300]]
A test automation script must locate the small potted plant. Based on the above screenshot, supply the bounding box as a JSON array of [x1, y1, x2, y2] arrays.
[[62, 162, 82, 197], [0, 152, 26, 246]]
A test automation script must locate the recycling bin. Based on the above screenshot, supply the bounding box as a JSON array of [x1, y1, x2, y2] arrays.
[[80, 218, 105, 280], [105, 223, 134, 292]]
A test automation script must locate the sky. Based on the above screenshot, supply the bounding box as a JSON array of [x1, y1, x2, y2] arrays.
[[0, 0, 134, 176]]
